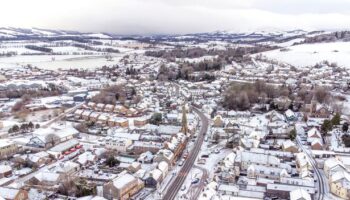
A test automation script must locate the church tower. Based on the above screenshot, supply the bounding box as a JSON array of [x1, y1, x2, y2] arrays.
[[180, 104, 188, 135]]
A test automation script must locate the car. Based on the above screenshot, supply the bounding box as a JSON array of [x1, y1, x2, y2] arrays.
[[178, 159, 185, 166], [191, 178, 200, 184], [181, 185, 186, 191], [183, 152, 189, 159], [214, 149, 220, 154]]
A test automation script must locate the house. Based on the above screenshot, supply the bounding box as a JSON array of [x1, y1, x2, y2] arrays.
[[105, 137, 132, 152], [282, 140, 298, 153], [0, 165, 12, 178], [285, 109, 297, 121], [104, 104, 115, 113], [153, 149, 175, 165], [103, 172, 144, 200], [145, 169, 163, 188], [53, 161, 80, 175], [310, 103, 331, 118], [330, 171, 350, 199], [128, 162, 141, 173], [0, 187, 28, 200], [76, 151, 97, 166], [247, 164, 289, 180], [133, 116, 149, 127], [97, 113, 110, 125], [108, 117, 129, 128], [129, 141, 163, 154], [296, 153, 311, 173], [96, 103, 105, 111], [307, 127, 322, 143], [114, 105, 128, 115], [213, 115, 224, 127], [311, 139, 323, 150], [82, 110, 93, 121], [137, 151, 154, 163], [87, 102, 96, 109], [324, 158, 347, 178], [0, 139, 18, 159], [165, 133, 187, 159], [236, 151, 281, 170], [27, 172, 62, 186], [89, 112, 100, 122], [217, 184, 239, 196], [74, 109, 84, 119], [290, 188, 311, 200], [157, 161, 169, 178], [266, 184, 315, 199], [27, 151, 51, 167]]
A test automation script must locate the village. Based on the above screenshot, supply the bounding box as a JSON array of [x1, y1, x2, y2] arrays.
[[0, 30, 350, 200]]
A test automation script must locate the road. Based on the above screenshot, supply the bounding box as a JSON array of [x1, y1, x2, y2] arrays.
[[163, 106, 208, 200], [296, 136, 327, 200], [187, 165, 208, 200]]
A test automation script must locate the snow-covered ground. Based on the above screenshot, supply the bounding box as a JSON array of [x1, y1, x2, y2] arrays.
[[260, 42, 350, 68], [0, 54, 124, 70]]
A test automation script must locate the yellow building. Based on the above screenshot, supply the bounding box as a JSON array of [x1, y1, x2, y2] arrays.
[[103, 172, 144, 200], [213, 115, 224, 127], [0, 139, 18, 159], [330, 171, 350, 199]]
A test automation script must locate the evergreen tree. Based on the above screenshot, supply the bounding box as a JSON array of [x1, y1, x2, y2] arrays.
[[331, 113, 341, 126], [342, 122, 349, 132]]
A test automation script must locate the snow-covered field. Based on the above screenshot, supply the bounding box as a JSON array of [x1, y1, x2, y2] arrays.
[[0, 54, 124, 70], [260, 42, 350, 68]]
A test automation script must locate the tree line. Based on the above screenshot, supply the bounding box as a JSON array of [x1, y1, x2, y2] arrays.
[[223, 80, 331, 111]]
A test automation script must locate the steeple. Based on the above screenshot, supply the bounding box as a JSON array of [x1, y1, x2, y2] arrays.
[[180, 103, 188, 135]]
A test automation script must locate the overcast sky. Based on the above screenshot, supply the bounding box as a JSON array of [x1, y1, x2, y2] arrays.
[[1, 0, 350, 34]]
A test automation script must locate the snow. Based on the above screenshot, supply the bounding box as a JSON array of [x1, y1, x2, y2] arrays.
[[113, 173, 136, 189], [0, 54, 124, 70], [86, 33, 112, 39], [261, 42, 350, 68]]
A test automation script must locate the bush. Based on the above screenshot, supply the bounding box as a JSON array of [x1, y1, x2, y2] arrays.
[[342, 135, 350, 147], [105, 156, 120, 167], [289, 129, 296, 141], [150, 113, 162, 125]]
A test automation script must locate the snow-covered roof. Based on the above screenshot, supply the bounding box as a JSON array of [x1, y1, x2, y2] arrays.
[[282, 140, 296, 149], [307, 127, 321, 138], [158, 161, 168, 172], [0, 165, 11, 173], [34, 172, 60, 182], [112, 173, 137, 189], [290, 188, 311, 200], [0, 187, 19, 199]]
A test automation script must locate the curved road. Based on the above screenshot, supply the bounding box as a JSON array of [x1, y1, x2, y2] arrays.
[[163, 106, 208, 200], [296, 136, 326, 200]]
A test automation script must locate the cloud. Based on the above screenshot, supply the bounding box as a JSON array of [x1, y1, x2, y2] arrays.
[[0, 0, 350, 34]]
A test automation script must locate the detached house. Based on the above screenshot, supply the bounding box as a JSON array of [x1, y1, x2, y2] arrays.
[[307, 127, 322, 144]]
